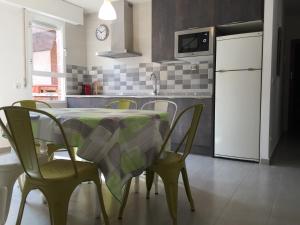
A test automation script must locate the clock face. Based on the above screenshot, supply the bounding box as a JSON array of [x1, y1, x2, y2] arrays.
[[96, 25, 109, 41]]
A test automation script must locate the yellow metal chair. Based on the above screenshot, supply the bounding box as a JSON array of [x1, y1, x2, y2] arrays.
[[106, 99, 137, 109], [12, 100, 71, 160], [141, 100, 178, 194], [12, 99, 51, 109], [118, 104, 204, 225], [0, 106, 109, 225], [12, 100, 52, 189]]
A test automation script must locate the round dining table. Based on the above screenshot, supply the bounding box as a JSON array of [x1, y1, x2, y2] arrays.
[[31, 108, 170, 201]]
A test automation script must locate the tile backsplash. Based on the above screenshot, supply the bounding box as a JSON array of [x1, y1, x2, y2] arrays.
[[66, 60, 214, 97]]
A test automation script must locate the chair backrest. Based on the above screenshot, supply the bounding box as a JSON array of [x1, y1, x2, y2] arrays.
[[106, 99, 137, 109], [12, 100, 51, 109], [141, 100, 178, 127], [158, 104, 204, 161], [0, 106, 77, 180]]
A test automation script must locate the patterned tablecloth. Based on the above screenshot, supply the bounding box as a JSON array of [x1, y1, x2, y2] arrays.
[[32, 108, 169, 201]]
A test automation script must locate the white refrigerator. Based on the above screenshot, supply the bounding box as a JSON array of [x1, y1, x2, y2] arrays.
[[214, 32, 263, 161]]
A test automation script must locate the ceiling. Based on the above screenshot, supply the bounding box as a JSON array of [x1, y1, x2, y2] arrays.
[[64, 0, 300, 16], [64, 0, 150, 14]]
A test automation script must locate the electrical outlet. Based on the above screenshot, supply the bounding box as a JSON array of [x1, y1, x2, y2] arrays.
[[191, 64, 198, 71]]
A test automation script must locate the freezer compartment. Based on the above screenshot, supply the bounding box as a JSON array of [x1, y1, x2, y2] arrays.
[[216, 32, 263, 71], [214, 70, 261, 161]]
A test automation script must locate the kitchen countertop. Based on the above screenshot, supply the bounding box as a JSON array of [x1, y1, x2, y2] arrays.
[[66, 95, 212, 99]]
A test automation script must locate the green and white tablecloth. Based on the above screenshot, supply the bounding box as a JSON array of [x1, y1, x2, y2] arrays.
[[32, 108, 169, 201]]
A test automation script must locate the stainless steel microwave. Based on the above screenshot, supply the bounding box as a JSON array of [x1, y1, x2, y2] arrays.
[[175, 27, 215, 58]]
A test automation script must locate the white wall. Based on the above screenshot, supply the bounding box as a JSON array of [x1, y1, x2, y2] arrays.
[[0, 2, 32, 148], [85, 1, 152, 68], [260, 0, 284, 162]]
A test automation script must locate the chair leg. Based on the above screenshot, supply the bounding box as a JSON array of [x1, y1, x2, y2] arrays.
[[16, 181, 31, 225], [181, 167, 195, 211], [46, 188, 73, 225], [118, 178, 132, 220], [94, 178, 110, 225], [17, 174, 25, 192], [154, 174, 159, 195], [0, 182, 14, 225], [160, 176, 179, 225], [134, 176, 139, 193], [145, 169, 155, 199]]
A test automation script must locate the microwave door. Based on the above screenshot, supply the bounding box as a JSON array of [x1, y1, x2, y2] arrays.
[[174, 27, 214, 59], [179, 35, 199, 53]]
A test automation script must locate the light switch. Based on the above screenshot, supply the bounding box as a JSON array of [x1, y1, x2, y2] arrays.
[[15, 82, 22, 89]]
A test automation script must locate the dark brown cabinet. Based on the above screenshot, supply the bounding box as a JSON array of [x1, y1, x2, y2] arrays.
[[152, 0, 176, 62], [215, 0, 264, 25], [152, 0, 264, 62], [175, 0, 215, 31]]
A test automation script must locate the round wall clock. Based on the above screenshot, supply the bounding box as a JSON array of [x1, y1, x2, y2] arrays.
[[96, 24, 109, 41]]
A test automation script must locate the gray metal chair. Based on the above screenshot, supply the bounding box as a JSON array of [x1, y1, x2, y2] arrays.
[[138, 100, 178, 194], [141, 100, 177, 127]]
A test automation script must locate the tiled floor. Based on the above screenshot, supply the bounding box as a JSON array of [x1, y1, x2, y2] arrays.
[[5, 134, 300, 225]]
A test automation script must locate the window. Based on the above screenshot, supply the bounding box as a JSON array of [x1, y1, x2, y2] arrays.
[[27, 14, 66, 101]]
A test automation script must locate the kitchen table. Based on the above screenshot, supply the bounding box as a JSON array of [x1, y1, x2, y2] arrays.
[[32, 108, 169, 201]]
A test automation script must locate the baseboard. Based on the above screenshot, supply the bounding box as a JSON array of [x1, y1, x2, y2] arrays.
[[260, 158, 270, 165]]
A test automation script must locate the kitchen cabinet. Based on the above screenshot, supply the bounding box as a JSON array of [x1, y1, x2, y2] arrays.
[[152, 0, 264, 62], [152, 0, 175, 62], [215, 0, 264, 25], [67, 96, 214, 156], [175, 0, 215, 31]]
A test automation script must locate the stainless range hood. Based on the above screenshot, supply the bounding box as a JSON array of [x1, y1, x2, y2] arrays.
[[96, 0, 142, 59]]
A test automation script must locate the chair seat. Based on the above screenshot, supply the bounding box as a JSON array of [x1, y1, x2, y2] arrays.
[[155, 151, 182, 166], [40, 159, 97, 180]]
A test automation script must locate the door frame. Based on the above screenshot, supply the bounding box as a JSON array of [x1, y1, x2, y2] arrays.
[[288, 39, 300, 131]]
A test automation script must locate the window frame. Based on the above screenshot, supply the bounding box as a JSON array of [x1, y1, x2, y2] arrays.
[[26, 12, 67, 102]]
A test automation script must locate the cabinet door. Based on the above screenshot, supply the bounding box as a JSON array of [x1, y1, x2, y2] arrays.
[[67, 97, 92, 108], [152, 0, 176, 62], [215, 0, 264, 25], [175, 0, 215, 31], [171, 98, 213, 156]]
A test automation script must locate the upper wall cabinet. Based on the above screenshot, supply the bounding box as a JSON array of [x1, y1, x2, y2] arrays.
[[214, 0, 264, 25], [175, 0, 215, 31], [152, 0, 176, 62], [152, 0, 264, 62]]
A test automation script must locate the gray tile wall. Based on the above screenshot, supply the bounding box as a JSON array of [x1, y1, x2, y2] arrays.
[[66, 65, 87, 95], [66, 60, 214, 96]]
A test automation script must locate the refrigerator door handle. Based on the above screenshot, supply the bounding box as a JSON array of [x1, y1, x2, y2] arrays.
[[247, 68, 259, 71], [216, 68, 261, 73]]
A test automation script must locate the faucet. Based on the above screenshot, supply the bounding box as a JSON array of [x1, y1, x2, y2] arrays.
[[150, 73, 159, 96]]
